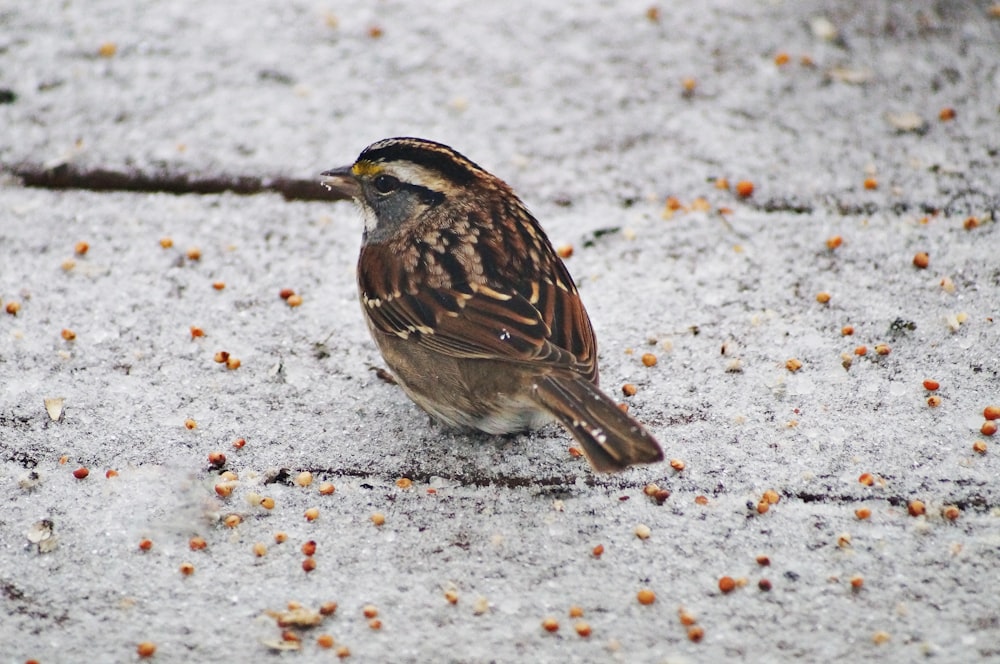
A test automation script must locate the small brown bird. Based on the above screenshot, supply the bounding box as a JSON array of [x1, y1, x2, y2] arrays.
[[321, 138, 663, 472]]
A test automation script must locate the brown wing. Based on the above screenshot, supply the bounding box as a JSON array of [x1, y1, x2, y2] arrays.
[[357, 206, 598, 382]]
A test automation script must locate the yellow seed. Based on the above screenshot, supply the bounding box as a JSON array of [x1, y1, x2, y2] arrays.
[[304, 507, 320, 521], [253, 542, 267, 557], [295, 471, 313, 487], [371, 512, 386, 526]]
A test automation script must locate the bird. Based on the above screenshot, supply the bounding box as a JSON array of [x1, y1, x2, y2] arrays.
[[320, 137, 663, 472]]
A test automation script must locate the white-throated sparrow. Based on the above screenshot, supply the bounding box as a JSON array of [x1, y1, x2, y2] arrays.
[[321, 137, 663, 472]]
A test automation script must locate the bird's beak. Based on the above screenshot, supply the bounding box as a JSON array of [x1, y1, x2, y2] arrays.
[[320, 165, 361, 200]]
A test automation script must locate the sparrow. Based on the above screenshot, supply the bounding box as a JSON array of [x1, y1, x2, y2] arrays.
[[321, 137, 663, 471]]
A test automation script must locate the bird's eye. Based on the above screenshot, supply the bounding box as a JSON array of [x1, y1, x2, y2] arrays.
[[373, 174, 400, 194]]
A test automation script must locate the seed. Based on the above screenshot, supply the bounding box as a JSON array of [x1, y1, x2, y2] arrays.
[[253, 542, 267, 557], [362, 605, 378, 618], [336, 645, 350, 658], [61, 259, 76, 271], [654, 489, 671, 503], [186, 247, 202, 261], [939, 107, 956, 121], [73, 467, 89, 480], [556, 244, 574, 259], [982, 421, 998, 437], [622, 383, 638, 397], [907, 500, 926, 517], [319, 602, 338, 616], [304, 508, 320, 521], [826, 235, 843, 249], [762, 489, 780, 504], [541, 616, 559, 632], [912, 252, 930, 269], [232, 438, 246, 449], [785, 358, 803, 372], [735, 180, 754, 197], [295, 471, 313, 487], [972, 440, 987, 454], [319, 482, 336, 495], [574, 621, 592, 637], [641, 353, 657, 367], [97, 42, 117, 57], [695, 495, 709, 505], [854, 345, 868, 356], [279, 288, 295, 300], [591, 544, 604, 558], [189, 536, 207, 550], [214, 351, 229, 364], [224, 514, 241, 528], [634, 524, 651, 539], [758, 578, 772, 591], [568, 446, 583, 457], [395, 477, 413, 489], [874, 343, 891, 356], [225, 357, 241, 370], [756, 501, 769, 515], [214, 483, 234, 498], [208, 451, 227, 467], [136, 642, 156, 658], [260, 496, 275, 509], [681, 77, 697, 92], [371, 512, 386, 526], [816, 291, 831, 304], [302, 557, 316, 572], [850, 575, 864, 590], [61, 328, 76, 341], [963, 216, 979, 230], [274, 532, 288, 543], [678, 609, 697, 626], [984, 406, 1000, 421], [636, 589, 656, 605], [184, 419, 196, 430], [179, 562, 195, 576], [718, 576, 736, 593], [5, 301, 20, 315], [317, 634, 335, 649], [670, 458, 685, 471], [855, 507, 871, 520], [568, 605, 584, 618], [444, 589, 459, 605], [942, 505, 961, 521], [841, 325, 854, 336], [925, 395, 943, 408], [301, 540, 317, 556], [774, 51, 790, 65], [106, 469, 118, 478], [687, 626, 705, 642], [863, 177, 878, 190], [287, 294, 303, 307], [837, 533, 852, 548], [872, 631, 891, 645], [139, 539, 153, 551], [190, 326, 205, 338], [755, 554, 770, 566], [212, 281, 225, 291], [922, 379, 939, 391], [643, 483, 660, 497], [160, 237, 174, 249], [858, 473, 874, 486]]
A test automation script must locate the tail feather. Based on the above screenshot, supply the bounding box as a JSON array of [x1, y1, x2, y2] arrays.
[[533, 374, 664, 472]]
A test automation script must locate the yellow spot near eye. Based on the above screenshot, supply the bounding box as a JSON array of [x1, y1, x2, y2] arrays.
[[352, 161, 383, 177]]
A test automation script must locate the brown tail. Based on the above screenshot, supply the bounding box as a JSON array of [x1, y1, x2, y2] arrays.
[[533, 374, 664, 472]]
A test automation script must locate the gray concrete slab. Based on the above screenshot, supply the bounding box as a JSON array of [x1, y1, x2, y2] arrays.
[[1, 1, 999, 662]]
